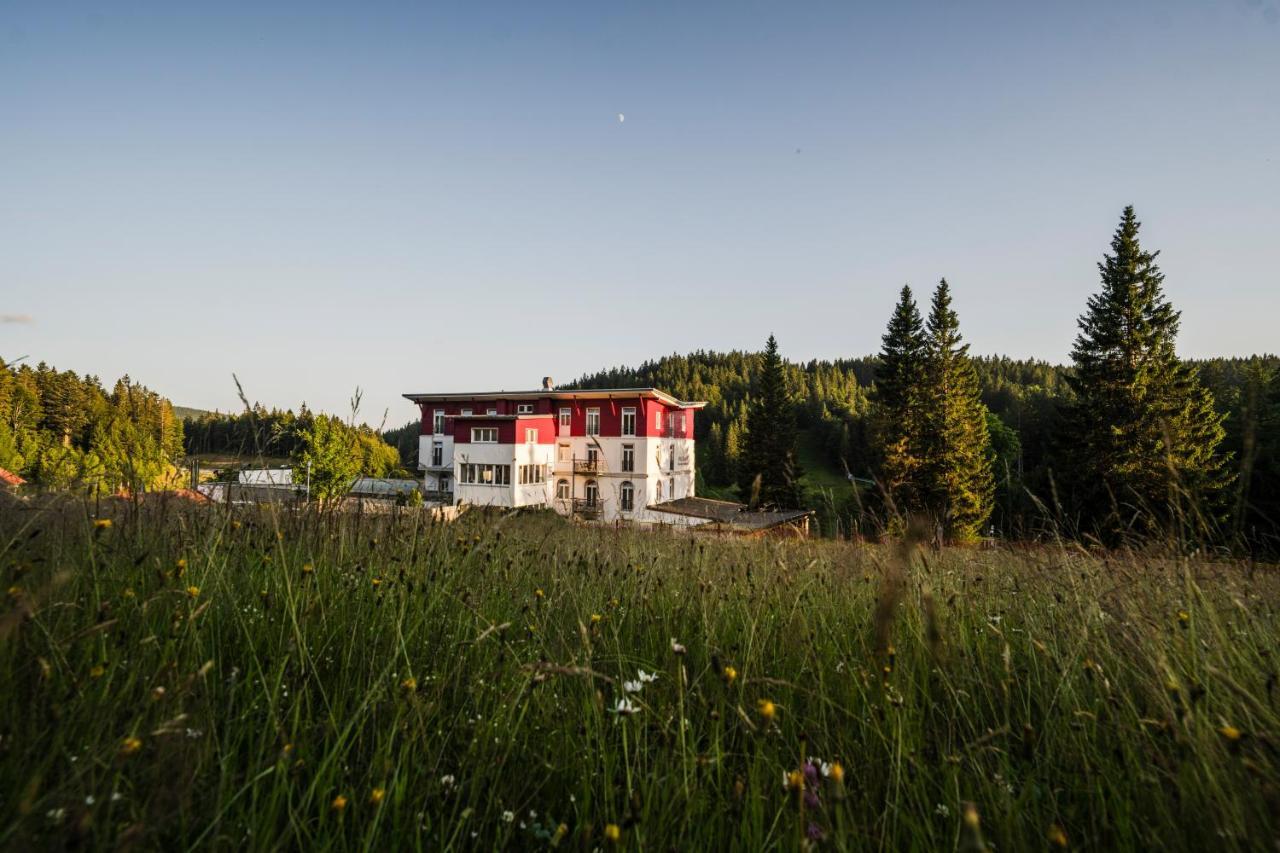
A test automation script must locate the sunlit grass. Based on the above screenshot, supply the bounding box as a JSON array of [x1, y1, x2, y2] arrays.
[[1, 496, 1277, 850]]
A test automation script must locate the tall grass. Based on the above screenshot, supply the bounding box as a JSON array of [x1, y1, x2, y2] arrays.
[[1, 495, 1277, 850]]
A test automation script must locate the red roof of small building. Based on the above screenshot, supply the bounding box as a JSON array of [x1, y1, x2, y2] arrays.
[[0, 468, 25, 487]]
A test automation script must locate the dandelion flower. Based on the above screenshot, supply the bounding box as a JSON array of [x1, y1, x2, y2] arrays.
[[119, 736, 142, 757], [186, 586, 200, 599], [604, 823, 621, 844], [722, 665, 737, 686], [369, 787, 386, 806], [757, 699, 777, 722], [331, 794, 348, 812]]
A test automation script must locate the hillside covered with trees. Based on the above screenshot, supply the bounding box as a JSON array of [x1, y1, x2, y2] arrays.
[[0, 360, 185, 493]]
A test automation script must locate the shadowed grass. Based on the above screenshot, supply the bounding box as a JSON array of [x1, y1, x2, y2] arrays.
[[1, 495, 1277, 850]]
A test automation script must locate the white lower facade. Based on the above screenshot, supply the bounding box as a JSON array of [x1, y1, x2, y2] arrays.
[[419, 434, 700, 524]]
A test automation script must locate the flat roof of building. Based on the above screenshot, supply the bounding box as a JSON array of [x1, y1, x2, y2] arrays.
[[402, 387, 707, 409], [648, 497, 815, 531]]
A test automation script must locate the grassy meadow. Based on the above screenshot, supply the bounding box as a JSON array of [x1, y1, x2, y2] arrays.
[[1, 496, 1278, 850]]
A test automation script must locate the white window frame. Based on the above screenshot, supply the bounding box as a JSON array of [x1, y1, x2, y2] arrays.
[[585, 480, 599, 506], [431, 441, 443, 467], [517, 403, 534, 414], [621, 407, 636, 436], [559, 408, 572, 428], [621, 444, 634, 472], [433, 409, 445, 434], [462, 408, 473, 417], [556, 479, 570, 500], [656, 479, 663, 501], [585, 407, 600, 436], [471, 427, 498, 443], [655, 410, 663, 432], [525, 428, 537, 444], [620, 480, 634, 511]]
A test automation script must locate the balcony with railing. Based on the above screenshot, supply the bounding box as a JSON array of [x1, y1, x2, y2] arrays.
[[572, 498, 602, 519], [572, 458, 603, 475]]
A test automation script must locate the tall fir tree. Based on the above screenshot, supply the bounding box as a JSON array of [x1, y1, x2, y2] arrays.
[[738, 335, 805, 508], [870, 285, 928, 514], [1065, 206, 1229, 540], [917, 279, 995, 541]]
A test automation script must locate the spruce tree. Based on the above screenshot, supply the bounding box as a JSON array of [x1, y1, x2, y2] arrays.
[[1065, 206, 1229, 540], [917, 279, 995, 541], [738, 335, 805, 508], [870, 285, 927, 514]]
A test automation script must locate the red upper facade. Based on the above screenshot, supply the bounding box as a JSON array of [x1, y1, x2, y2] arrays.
[[403, 388, 706, 444]]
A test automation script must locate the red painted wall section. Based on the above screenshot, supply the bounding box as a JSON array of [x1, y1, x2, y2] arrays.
[[416, 396, 694, 439]]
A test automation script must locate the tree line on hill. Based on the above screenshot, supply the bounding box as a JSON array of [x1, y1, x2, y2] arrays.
[[0, 360, 185, 493], [563, 207, 1280, 551]]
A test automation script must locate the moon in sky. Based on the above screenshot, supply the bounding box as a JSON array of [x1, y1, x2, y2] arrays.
[[617, 113, 625, 123]]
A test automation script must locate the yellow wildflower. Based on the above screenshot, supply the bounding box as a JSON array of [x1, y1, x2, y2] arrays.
[[123, 588, 136, 599], [401, 676, 417, 693], [757, 699, 777, 723], [828, 762, 845, 785], [551, 823, 569, 846], [186, 586, 200, 599], [1218, 725, 1242, 742], [175, 557, 187, 576], [119, 736, 142, 756], [1177, 610, 1190, 624], [590, 613, 603, 624], [302, 563, 314, 576], [963, 803, 980, 830], [371, 577, 381, 588], [93, 518, 112, 530], [331, 794, 348, 812], [1048, 824, 1068, 848], [369, 787, 386, 806], [90, 664, 106, 679], [231, 520, 241, 530], [535, 588, 545, 599], [785, 769, 804, 791], [603, 823, 621, 844], [722, 665, 737, 687]]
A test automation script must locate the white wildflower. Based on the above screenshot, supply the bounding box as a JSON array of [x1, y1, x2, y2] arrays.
[[611, 696, 640, 716], [503, 810, 515, 823]]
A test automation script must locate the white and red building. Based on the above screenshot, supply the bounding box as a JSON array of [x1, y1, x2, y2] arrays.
[[402, 381, 707, 523]]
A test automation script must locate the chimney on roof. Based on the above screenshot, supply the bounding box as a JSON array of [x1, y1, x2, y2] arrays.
[[542, 376, 554, 390]]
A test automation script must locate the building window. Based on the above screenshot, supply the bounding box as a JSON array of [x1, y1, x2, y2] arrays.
[[621, 444, 634, 472], [471, 427, 498, 443], [620, 481, 634, 511], [656, 479, 663, 501], [655, 410, 663, 432], [585, 480, 599, 506], [433, 409, 445, 434], [556, 479, 570, 500], [559, 408, 571, 428], [621, 407, 636, 436], [587, 446, 598, 465], [517, 403, 534, 414], [525, 428, 537, 444], [459, 463, 510, 485], [462, 408, 473, 417], [558, 443, 571, 462], [519, 464, 547, 485], [669, 477, 675, 499], [586, 407, 600, 436], [669, 444, 675, 470], [487, 408, 498, 416], [431, 441, 443, 467]]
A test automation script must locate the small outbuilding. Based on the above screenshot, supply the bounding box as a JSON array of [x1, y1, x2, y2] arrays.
[[647, 496, 815, 537]]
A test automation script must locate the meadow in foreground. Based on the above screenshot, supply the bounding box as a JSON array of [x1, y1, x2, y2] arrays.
[[1, 495, 1277, 851]]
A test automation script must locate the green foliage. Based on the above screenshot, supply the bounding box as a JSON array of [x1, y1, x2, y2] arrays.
[[869, 285, 928, 514], [1064, 207, 1230, 542], [738, 335, 805, 509], [294, 414, 364, 502], [1, 505, 1277, 849], [0, 360, 183, 493], [916, 280, 996, 541]]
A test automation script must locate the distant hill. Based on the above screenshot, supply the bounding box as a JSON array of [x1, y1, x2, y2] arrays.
[[173, 406, 214, 421]]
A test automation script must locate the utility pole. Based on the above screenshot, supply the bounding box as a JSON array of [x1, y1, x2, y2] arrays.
[[306, 460, 312, 501]]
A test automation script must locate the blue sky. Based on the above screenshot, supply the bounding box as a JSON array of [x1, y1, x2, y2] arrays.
[[2, 1, 1278, 426]]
